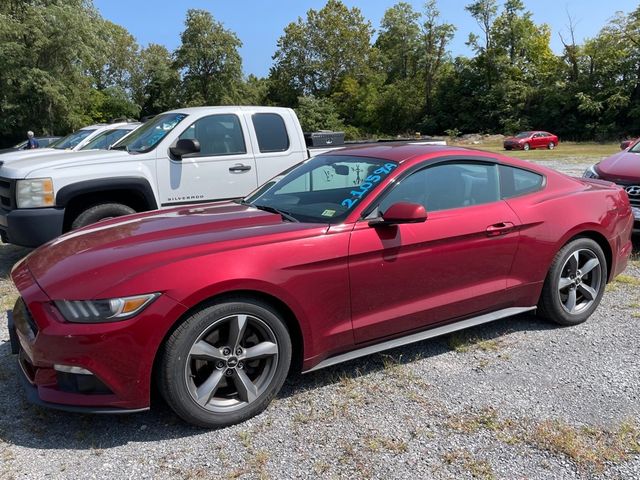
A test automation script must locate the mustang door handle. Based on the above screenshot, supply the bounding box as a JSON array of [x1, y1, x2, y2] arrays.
[[486, 222, 515, 236], [229, 164, 252, 172]]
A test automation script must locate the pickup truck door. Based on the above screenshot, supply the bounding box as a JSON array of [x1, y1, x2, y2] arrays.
[[157, 113, 258, 207]]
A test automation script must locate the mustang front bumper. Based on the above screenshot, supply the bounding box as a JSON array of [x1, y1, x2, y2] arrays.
[[8, 262, 188, 413]]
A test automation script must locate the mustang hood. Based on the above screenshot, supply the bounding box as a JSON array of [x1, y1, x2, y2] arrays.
[[598, 150, 640, 182], [24, 202, 324, 299]]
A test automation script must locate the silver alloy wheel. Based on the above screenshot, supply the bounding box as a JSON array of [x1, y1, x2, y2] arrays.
[[523, 143, 530, 151], [184, 314, 279, 413], [557, 249, 602, 314], [548, 142, 555, 150]]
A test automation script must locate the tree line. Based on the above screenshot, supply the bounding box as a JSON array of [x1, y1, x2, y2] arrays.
[[1, 0, 639, 146]]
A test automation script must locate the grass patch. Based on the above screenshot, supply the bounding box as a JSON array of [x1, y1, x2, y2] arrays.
[[531, 419, 640, 472], [447, 333, 506, 354], [607, 274, 640, 292], [614, 274, 640, 286], [446, 408, 640, 473], [0, 280, 18, 311], [364, 434, 408, 454], [447, 407, 505, 434], [442, 449, 495, 480]]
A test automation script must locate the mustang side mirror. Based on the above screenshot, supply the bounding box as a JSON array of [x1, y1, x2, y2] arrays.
[[170, 139, 200, 159], [370, 202, 427, 227]]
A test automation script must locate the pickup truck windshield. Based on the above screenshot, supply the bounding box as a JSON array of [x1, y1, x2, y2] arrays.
[[50, 129, 96, 150], [111, 113, 187, 153], [246, 155, 398, 223]]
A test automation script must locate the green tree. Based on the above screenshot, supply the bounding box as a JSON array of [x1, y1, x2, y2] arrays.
[[239, 74, 271, 106], [174, 9, 243, 106], [132, 44, 181, 116], [0, 0, 107, 139], [375, 3, 421, 82], [89, 21, 139, 91], [420, 0, 456, 120], [294, 95, 344, 132], [270, 0, 373, 101]]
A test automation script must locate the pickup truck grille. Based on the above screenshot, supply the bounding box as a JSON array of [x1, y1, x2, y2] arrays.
[[0, 177, 16, 211]]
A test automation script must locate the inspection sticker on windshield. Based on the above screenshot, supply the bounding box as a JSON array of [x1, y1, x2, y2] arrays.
[[321, 209, 336, 217]]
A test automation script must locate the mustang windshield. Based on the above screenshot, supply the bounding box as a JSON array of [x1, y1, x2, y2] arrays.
[[111, 113, 187, 153], [246, 155, 398, 223], [50, 129, 95, 149]]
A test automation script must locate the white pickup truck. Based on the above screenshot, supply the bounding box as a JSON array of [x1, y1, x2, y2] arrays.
[[0, 106, 445, 247], [0, 107, 339, 246]]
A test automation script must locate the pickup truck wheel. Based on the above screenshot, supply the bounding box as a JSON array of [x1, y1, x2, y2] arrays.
[[158, 300, 292, 428], [71, 203, 136, 229], [537, 238, 606, 326]]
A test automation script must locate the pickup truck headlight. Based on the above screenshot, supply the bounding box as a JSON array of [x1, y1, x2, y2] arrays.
[[55, 293, 159, 323], [16, 178, 55, 208], [583, 164, 600, 179]]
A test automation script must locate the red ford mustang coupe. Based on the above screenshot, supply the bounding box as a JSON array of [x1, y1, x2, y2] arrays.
[[503, 131, 559, 151], [8, 144, 633, 428]]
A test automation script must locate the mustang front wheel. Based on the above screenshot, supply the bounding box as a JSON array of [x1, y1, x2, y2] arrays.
[[537, 238, 606, 326], [158, 300, 292, 428]]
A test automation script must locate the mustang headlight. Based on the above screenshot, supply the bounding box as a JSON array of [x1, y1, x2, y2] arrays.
[[583, 164, 600, 179], [55, 293, 159, 323], [16, 178, 55, 208]]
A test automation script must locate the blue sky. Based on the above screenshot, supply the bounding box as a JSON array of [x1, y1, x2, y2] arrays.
[[94, 0, 637, 77]]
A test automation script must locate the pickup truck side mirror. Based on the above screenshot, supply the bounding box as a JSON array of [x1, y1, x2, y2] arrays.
[[170, 139, 200, 159], [370, 202, 427, 227]]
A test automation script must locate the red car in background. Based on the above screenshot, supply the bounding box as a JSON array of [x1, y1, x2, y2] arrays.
[[8, 144, 633, 428], [620, 138, 638, 150], [504, 131, 559, 151]]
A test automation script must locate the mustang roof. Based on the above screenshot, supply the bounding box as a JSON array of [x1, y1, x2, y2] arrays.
[[324, 143, 487, 163]]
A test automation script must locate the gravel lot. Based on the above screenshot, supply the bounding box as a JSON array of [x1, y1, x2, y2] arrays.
[[1, 156, 639, 480]]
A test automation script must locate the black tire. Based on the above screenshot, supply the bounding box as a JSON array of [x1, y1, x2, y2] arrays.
[[523, 142, 530, 151], [157, 299, 292, 428], [504, 146, 512, 151], [547, 142, 555, 150], [71, 202, 135, 229], [537, 238, 607, 326]]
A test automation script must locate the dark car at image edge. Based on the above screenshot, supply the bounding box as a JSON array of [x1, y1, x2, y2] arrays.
[[584, 144, 640, 232], [7, 143, 634, 428]]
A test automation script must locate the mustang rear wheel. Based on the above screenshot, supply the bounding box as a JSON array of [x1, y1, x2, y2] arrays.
[[158, 300, 291, 428], [548, 142, 555, 150], [538, 238, 606, 326]]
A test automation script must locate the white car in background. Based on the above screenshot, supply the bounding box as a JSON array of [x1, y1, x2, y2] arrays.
[[0, 121, 141, 161], [78, 123, 141, 151]]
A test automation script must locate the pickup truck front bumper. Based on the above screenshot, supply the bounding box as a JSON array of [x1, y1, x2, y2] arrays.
[[0, 207, 64, 247]]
